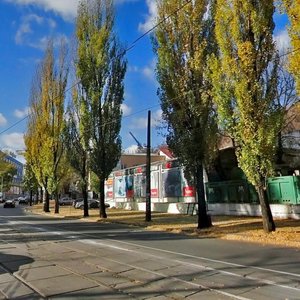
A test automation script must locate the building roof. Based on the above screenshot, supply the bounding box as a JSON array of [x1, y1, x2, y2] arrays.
[[158, 145, 175, 160]]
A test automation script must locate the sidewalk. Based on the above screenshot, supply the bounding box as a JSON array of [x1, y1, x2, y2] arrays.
[[27, 203, 300, 249]]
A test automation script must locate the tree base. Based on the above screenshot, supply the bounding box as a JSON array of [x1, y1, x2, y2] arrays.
[[197, 214, 212, 229]]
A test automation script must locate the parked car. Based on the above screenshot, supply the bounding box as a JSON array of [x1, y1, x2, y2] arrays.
[[18, 196, 29, 205], [58, 197, 74, 206], [3, 200, 15, 208], [72, 198, 84, 207], [0, 197, 5, 203], [75, 199, 110, 210]]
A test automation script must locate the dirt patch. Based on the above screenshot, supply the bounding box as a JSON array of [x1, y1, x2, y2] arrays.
[[26, 203, 300, 249]]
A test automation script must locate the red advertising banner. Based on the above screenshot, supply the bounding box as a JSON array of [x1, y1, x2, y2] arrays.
[[126, 189, 134, 198], [183, 186, 195, 197], [151, 189, 158, 197]]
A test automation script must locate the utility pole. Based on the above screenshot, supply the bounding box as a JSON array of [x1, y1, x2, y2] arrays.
[[145, 110, 151, 222]]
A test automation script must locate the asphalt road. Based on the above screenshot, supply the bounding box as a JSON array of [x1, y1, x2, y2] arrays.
[[0, 203, 299, 300]]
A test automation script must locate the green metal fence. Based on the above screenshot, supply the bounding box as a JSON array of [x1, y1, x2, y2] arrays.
[[205, 180, 258, 204], [267, 176, 300, 205], [206, 176, 300, 205]]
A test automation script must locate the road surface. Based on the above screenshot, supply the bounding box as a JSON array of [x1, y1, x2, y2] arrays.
[[0, 204, 299, 299]]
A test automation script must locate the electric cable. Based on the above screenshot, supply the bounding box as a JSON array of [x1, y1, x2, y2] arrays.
[[0, 0, 194, 136]]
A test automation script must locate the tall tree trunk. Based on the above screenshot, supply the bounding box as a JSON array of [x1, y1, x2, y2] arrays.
[[196, 166, 212, 229], [82, 183, 89, 217], [54, 191, 59, 214], [43, 190, 50, 212], [29, 189, 33, 206], [99, 178, 107, 218], [257, 184, 275, 232], [40, 187, 43, 203], [35, 190, 39, 204]]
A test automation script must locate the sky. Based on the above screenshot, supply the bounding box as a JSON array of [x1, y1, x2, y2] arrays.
[[0, 0, 291, 162]]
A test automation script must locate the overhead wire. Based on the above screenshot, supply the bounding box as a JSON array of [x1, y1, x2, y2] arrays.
[[0, 0, 299, 136], [0, 0, 194, 136]]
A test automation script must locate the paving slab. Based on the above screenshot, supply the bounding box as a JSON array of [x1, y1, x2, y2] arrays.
[[131, 259, 179, 271], [0, 279, 37, 299], [37, 243, 75, 254], [108, 253, 147, 264], [50, 286, 133, 300], [87, 271, 132, 286], [145, 296, 171, 300], [28, 274, 99, 297], [160, 264, 206, 281], [0, 244, 16, 250], [0, 273, 15, 284], [2, 259, 54, 273], [186, 289, 238, 300], [86, 257, 134, 273], [54, 259, 103, 275], [140, 277, 198, 299], [115, 277, 197, 300], [239, 283, 300, 300], [44, 251, 89, 262], [15, 265, 72, 281], [119, 268, 164, 283]]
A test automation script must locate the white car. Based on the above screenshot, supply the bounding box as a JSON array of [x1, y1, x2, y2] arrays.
[[58, 197, 74, 206]]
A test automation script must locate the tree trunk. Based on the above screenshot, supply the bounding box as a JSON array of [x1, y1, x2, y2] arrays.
[[257, 184, 276, 233], [196, 166, 212, 229], [40, 187, 43, 203], [43, 190, 50, 212], [82, 183, 89, 217], [99, 178, 107, 218], [29, 189, 33, 206], [35, 191, 39, 205], [54, 191, 59, 214]]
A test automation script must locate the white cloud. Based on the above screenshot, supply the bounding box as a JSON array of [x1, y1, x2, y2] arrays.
[[14, 107, 30, 118], [128, 65, 139, 72], [274, 30, 291, 54], [6, 0, 139, 22], [130, 109, 162, 129], [129, 59, 157, 83], [0, 113, 8, 126], [15, 13, 61, 49], [0, 133, 25, 150], [15, 14, 44, 45], [142, 59, 156, 82], [123, 144, 138, 153], [121, 103, 132, 117], [138, 0, 157, 33], [6, 0, 79, 21]]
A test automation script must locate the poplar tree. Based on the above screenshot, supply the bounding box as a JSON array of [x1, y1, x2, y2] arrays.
[[25, 41, 68, 213], [153, 0, 217, 228], [25, 67, 50, 212], [211, 0, 280, 232], [64, 86, 91, 217], [76, 0, 126, 218], [283, 0, 300, 95]]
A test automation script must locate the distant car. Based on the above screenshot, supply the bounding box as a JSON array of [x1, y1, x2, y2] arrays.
[[72, 198, 84, 207], [3, 200, 15, 208], [58, 197, 74, 206], [18, 196, 29, 205], [75, 199, 110, 210], [0, 197, 5, 203]]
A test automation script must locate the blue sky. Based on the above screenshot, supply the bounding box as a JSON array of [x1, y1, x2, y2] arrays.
[[0, 0, 290, 161]]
